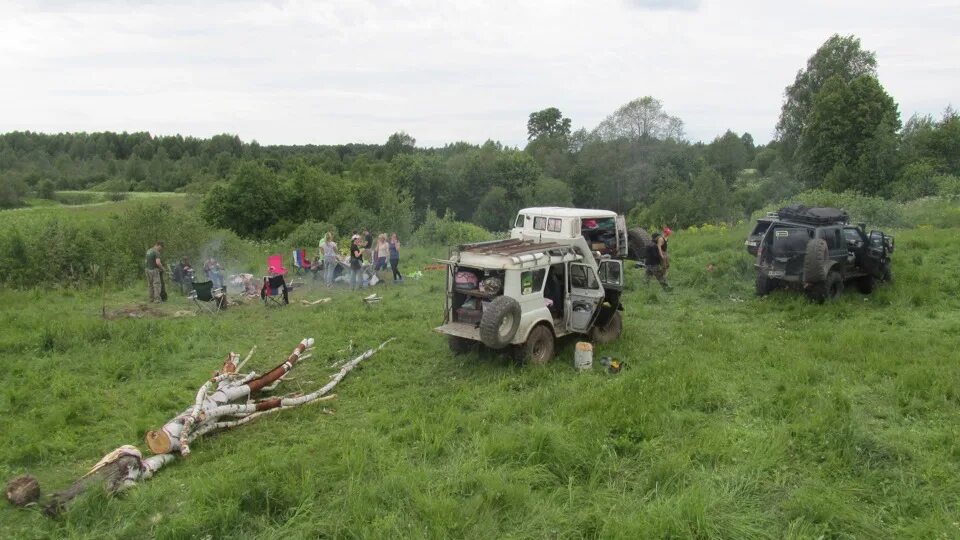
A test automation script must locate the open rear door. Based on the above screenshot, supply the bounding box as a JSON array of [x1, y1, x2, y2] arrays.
[[615, 215, 628, 258], [565, 263, 604, 333], [598, 259, 623, 291], [864, 231, 888, 278]]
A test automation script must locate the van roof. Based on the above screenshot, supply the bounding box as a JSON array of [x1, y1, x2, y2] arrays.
[[518, 207, 618, 219]]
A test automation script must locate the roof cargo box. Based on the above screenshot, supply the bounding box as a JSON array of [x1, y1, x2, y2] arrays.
[[777, 204, 849, 225]]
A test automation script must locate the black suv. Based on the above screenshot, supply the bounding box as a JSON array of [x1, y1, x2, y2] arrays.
[[752, 205, 894, 302]]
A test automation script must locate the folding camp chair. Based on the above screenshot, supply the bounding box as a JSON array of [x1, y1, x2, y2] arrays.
[[189, 281, 226, 314], [292, 249, 310, 275], [267, 254, 288, 276], [168, 262, 195, 294], [261, 275, 290, 307]]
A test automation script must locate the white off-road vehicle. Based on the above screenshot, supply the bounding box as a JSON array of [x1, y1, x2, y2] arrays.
[[434, 207, 627, 364]]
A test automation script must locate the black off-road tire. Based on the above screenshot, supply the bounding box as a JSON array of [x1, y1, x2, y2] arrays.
[[882, 262, 893, 283], [627, 228, 652, 261], [808, 270, 843, 304], [856, 274, 875, 294], [803, 238, 828, 283], [523, 324, 555, 365], [590, 311, 623, 344], [479, 296, 521, 349], [756, 274, 776, 296], [448, 336, 474, 355]]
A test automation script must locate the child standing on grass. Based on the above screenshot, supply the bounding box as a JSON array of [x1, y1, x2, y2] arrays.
[[389, 233, 402, 282]]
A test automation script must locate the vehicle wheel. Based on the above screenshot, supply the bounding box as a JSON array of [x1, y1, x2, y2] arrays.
[[825, 271, 843, 301], [590, 311, 623, 344], [523, 324, 555, 365], [448, 336, 473, 355], [479, 296, 521, 349], [856, 274, 875, 294], [803, 238, 828, 283], [627, 228, 652, 261], [882, 262, 893, 282], [756, 274, 774, 296]]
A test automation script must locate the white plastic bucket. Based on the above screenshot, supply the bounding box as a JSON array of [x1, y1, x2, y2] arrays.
[[574, 342, 593, 371]]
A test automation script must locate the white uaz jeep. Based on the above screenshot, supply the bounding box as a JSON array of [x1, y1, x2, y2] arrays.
[[435, 207, 626, 364]]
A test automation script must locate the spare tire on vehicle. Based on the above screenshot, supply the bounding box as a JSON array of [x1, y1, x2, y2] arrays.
[[627, 228, 652, 261], [479, 296, 521, 349], [803, 238, 828, 284]]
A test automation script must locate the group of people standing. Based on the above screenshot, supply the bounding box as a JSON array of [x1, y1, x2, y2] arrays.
[[322, 227, 402, 290]]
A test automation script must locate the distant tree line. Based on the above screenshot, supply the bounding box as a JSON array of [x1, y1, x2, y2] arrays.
[[1, 34, 957, 234]]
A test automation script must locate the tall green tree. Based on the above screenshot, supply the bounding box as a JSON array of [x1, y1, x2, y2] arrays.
[[527, 107, 572, 140], [380, 132, 416, 161], [200, 162, 287, 238], [798, 75, 900, 194], [706, 130, 751, 184], [593, 97, 684, 142], [777, 34, 877, 161]]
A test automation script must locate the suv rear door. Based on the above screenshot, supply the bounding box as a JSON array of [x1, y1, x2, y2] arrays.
[[615, 215, 628, 258], [566, 263, 603, 333], [864, 231, 889, 278], [746, 219, 773, 256]]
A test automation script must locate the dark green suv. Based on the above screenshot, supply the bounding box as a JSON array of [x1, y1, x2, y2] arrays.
[[753, 205, 894, 302]]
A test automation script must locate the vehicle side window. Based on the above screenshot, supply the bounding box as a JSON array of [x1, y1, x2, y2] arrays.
[[844, 228, 862, 244], [521, 269, 546, 294], [598, 260, 622, 287], [533, 217, 547, 230], [547, 218, 562, 232], [752, 221, 772, 236], [569, 264, 599, 290], [823, 228, 842, 250], [515, 214, 525, 228]]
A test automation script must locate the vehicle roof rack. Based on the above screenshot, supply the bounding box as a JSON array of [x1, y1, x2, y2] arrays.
[[457, 238, 576, 258], [777, 204, 849, 225]]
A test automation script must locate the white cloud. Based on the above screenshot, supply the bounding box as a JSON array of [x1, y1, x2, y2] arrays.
[[0, 0, 957, 146]]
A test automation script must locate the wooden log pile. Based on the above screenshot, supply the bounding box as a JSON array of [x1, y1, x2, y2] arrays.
[[6, 337, 393, 516]]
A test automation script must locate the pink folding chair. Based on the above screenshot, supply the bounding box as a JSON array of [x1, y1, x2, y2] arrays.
[[267, 254, 287, 276]]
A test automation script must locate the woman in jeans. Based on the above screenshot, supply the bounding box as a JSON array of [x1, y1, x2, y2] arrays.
[[322, 232, 338, 287], [389, 233, 402, 282], [374, 233, 389, 279], [349, 235, 363, 290]]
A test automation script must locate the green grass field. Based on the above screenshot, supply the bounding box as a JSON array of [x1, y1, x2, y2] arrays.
[[2, 213, 960, 538]]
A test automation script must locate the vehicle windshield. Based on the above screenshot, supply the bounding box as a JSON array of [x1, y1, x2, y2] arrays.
[[844, 228, 863, 244]]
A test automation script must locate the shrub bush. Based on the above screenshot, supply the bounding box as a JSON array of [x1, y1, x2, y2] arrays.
[[413, 209, 492, 246], [55, 191, 102, 205], [0, 200, 219, 287], [770, 189, 906, 227], [285, 220, 338, 251]]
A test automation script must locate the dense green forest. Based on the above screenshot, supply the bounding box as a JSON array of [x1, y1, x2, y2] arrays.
[[1, 35, 957, 239]]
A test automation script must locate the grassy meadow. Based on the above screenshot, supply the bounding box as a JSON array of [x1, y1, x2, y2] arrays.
[[2, 202, 960, 538]]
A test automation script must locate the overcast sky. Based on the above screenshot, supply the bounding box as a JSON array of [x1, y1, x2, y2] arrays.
[[1, 0, 957, 147]]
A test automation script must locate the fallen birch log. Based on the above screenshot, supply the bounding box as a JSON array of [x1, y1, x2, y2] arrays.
[[8, 338, 394, 516]]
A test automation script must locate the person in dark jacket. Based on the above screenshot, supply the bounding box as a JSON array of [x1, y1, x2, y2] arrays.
[[644, 227, 672, 289], [349, 234, 363, 290]]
